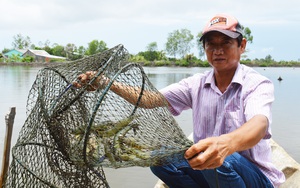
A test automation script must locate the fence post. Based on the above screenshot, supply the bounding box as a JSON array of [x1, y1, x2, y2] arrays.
[[0, 107, 16, 187]]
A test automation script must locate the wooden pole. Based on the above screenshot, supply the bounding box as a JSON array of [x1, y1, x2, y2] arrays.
[[0, 107, 16, 187]]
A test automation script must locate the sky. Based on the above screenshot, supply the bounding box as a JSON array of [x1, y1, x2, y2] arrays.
[[1, 0, 300, 61]]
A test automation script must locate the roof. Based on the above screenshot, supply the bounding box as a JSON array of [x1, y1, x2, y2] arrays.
[[24, 49, 66, 59], [16, 49, 27, 54], [4, 49, 26, 57], [27, 49, 50, 56], [4, 49, 66, 60]]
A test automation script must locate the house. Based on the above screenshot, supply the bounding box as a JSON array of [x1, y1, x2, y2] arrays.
[[3, 49, 27, 58], [3, 49, 66, 62], [22, 49, 66, 62]]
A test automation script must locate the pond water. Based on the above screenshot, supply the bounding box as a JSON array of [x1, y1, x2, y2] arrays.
[[0, 65, 299, 187]]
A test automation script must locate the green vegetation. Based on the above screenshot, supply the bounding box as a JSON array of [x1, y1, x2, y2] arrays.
[[7, 54, 23, 63], [165, 29, 194, 59], [22, 55, 34, 63], [1, 29, 300, 67]]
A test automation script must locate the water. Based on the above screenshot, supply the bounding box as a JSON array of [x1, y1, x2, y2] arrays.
[[0, 65, 299, 187]]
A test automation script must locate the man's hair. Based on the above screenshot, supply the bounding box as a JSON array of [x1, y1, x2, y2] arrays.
[[202, 34, 243, 49]]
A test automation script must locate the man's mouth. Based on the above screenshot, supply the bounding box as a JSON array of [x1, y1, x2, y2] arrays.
[[213, 58, 226, 62]]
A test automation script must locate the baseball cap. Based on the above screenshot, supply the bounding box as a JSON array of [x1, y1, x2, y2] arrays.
[[200, 13, 243, 41]]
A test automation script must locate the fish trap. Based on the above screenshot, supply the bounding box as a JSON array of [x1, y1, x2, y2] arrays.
[[3, 44, 193, 188]]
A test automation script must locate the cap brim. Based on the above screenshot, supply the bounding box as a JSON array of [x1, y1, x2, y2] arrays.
[[200, 30, 241, 41]]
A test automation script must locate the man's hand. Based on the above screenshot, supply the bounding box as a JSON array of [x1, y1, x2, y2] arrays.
[[184, 135, 232, 170], [184, 115, 268, 170], [73, 71, 109, 91]]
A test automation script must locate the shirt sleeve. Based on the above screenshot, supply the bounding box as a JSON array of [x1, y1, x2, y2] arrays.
[[159, 74, 201, 116], [244, 79, 274, 139]]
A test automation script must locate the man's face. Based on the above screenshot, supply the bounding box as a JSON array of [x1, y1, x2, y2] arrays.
[[204, 31, 246, 72]]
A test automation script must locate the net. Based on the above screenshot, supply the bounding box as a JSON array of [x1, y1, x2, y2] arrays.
[[3, 44, 193, 187]]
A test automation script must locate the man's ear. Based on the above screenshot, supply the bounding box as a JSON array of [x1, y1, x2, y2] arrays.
[[240, 38, 247, 53]]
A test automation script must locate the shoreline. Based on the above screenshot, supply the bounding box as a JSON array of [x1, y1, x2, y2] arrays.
[[1, 62, 300, 68], [0, 62, 62, 67]]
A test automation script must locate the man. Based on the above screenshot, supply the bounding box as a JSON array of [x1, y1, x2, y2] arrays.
[[74, 13, 285, 188], [149, 14, 285, 188]]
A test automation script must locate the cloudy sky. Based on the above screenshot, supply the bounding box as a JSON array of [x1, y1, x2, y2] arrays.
[[1, 0, 299, 61]]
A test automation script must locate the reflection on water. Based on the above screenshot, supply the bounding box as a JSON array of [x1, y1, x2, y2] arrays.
[[0, 65, 300, 187], [147, 73, 192, 90], [0, 66, 42, 155]]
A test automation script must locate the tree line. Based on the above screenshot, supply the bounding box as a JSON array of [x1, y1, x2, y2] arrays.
[[1, 29, 299, 67], [1, 27, 253, 61]]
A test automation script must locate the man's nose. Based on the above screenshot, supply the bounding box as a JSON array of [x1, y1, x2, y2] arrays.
[[212, 46, 224, 54]]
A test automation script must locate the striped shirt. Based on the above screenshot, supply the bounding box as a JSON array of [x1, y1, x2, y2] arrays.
[[160, 64, 285, 187]]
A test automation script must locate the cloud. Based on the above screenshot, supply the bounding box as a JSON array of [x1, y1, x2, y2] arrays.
[[1, 0, 300, 60], [2, 0, 299, 30]]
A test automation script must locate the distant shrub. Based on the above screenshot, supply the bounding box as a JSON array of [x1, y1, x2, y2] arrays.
[[50, 58, 66, 63], [154, 60, 168, 66], [259, 63, 268, 67], [130, 55, 146, 62], [22, 55, 34, 63]]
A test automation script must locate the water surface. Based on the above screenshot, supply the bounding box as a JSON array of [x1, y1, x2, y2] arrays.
[[0, 65, 299, 187]]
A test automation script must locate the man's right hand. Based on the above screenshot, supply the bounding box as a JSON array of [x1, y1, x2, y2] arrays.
[[72, 71, 109, 91]]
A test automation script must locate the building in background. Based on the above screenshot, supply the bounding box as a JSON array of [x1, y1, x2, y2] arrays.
[[22, 49, 66, 62], [3, 49, 65, 62], [3, 49, 26, 58]]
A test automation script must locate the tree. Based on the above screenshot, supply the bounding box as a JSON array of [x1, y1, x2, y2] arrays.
[[241, 26, 253, 59], [12, 33, 31, 49], [2, 48, 11, 54], [36, 39, 53, 54], [65, 43, 77, 60], [264, 54, 274, 63], [85, 40, 108, 55], [241, 26, 253, 44], [77, 46, 86, 56], [52, 44, 66, 57], [22, 55, 34, 63], [146, 42, 158, 52], [139, 42, 162, 61], [196, 32, 205, 60], [165, 29, 194, 58], [8, 54, 22, 62], [38, 39, 51, 48], [43, 46, 53, 55]]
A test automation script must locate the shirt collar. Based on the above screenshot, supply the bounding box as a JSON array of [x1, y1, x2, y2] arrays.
[[204, 63, 243, 86]]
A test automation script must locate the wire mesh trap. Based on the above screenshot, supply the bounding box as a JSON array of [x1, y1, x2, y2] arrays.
[[3, 44, 193, 188]]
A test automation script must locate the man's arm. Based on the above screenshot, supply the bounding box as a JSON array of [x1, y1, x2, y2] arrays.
[[184, 114, 268, 170], [109, 81, 168, 109], [73, 71, 168, 109]]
